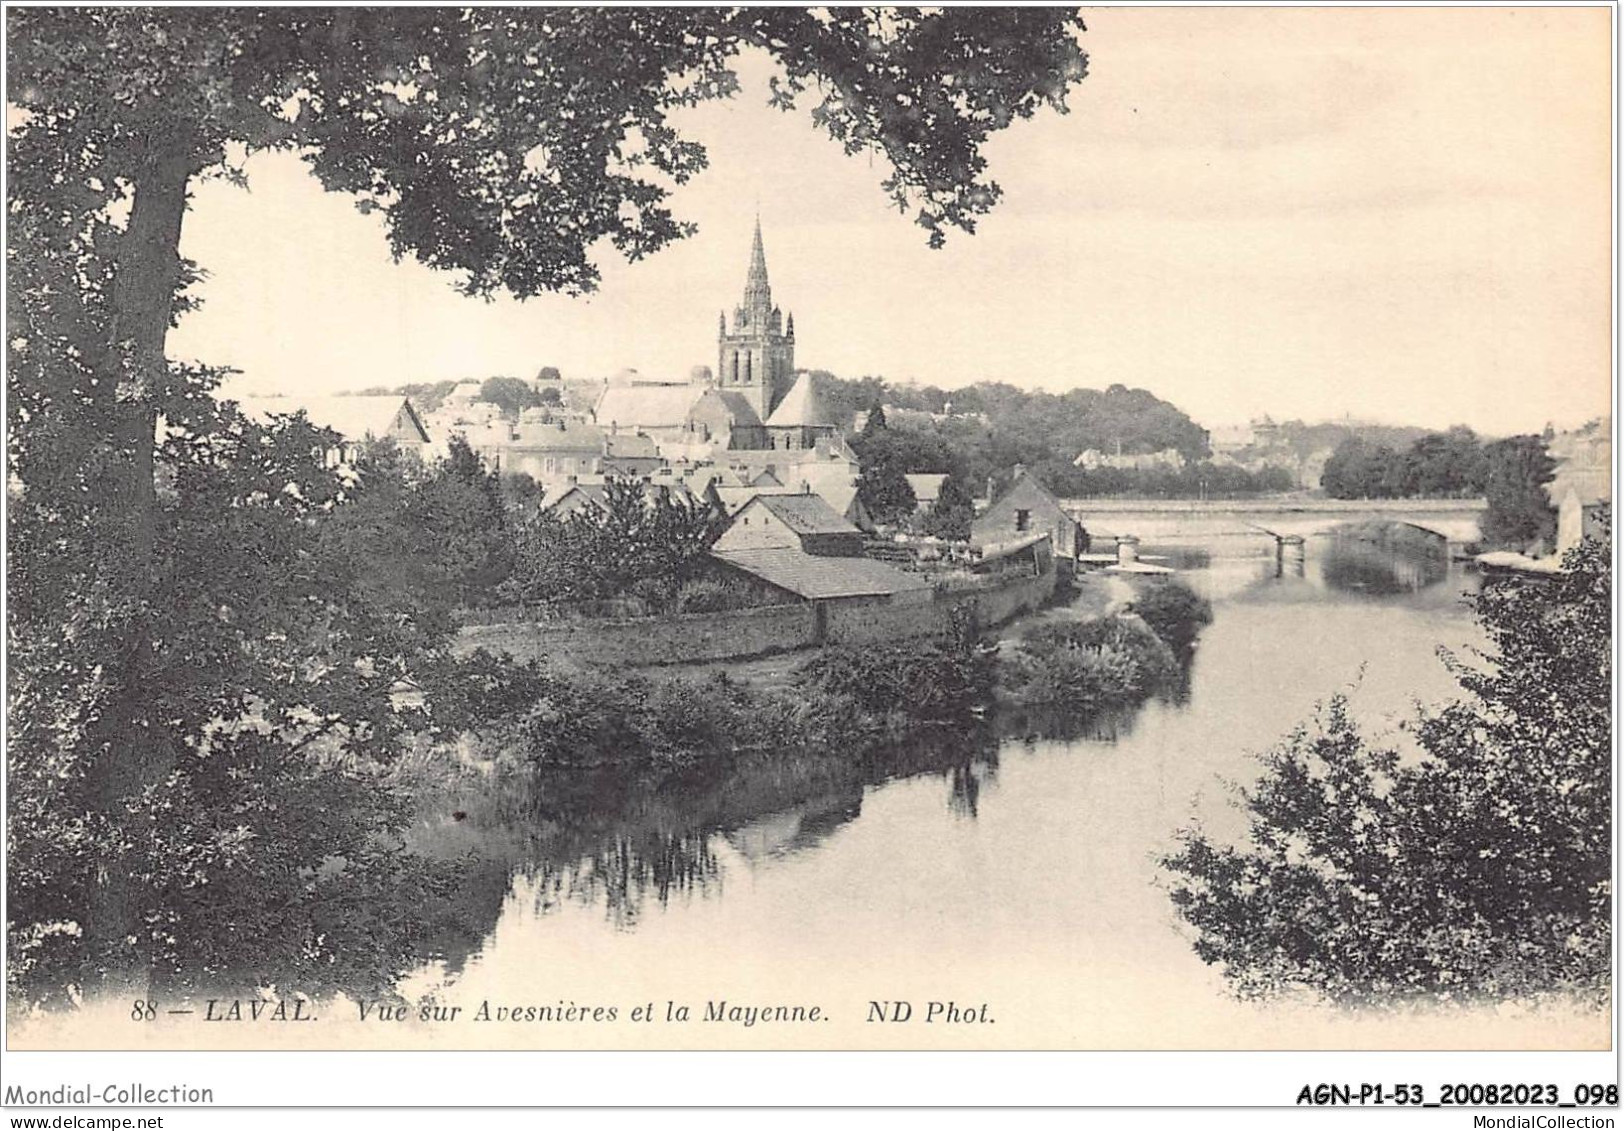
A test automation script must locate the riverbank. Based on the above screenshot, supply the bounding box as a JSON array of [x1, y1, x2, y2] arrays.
[[440, 572, 1212, 780]]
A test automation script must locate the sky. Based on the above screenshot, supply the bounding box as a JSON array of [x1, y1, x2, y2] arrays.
[[171, 6, 1614, 436]]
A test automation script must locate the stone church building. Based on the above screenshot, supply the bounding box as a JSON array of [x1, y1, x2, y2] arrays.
[[718, 217, 797, 425], [590, 218, 835, 457]]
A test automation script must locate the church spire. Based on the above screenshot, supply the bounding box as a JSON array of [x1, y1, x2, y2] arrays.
[[742, 214, 772, 312]]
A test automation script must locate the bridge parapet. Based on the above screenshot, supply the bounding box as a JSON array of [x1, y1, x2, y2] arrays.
[[1058, 498, 1486, 544]]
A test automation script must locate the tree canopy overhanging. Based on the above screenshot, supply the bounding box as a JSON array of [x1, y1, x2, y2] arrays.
[[5, 7, 1088, 1002]]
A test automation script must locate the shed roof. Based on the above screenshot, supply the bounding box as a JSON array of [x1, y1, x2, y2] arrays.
[[712, 548, 931, 600], [976, 531, 1052, 565]]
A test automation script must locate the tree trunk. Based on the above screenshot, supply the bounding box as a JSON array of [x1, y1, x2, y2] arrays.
[[82, 140, 198, 991]]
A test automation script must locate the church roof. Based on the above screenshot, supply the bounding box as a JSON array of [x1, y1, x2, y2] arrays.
[[764, 372, 830, 428], [715, 390, 763, 428]]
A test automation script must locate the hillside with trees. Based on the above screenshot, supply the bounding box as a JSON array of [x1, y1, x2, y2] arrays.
[[825, 373, 1302, 500]]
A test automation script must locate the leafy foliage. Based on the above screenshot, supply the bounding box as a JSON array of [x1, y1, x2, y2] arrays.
[[7, 400, 522, 1004], [924, 473, 977, 541], [796, 615, 995, 723], [1320, 427, 1489, 501], [6, 7, 1090, 1002], [996, 615, 1180, 712], [825, 374, 1295, 500], [9, 9, 1086, 294], [1129, 579, 1214, 653], [485, 626, 994, 779], [1479, 435, 1558, 550], [478, 376, 545, 419], [1162, 513, 1611, 1005], [501, 478, 725, 609]]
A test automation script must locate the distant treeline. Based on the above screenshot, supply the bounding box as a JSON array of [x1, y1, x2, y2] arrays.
[[357, 374, 563, 418], [1321, 428, 1558, 549], [360, 378, 459, 414], [1057, 462, 1296, 499], [820, 373, 1291, 499], [1321, 427, 1491, 499]]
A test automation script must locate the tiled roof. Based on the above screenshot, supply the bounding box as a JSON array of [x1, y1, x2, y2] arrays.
[[750, 492, 861, 536], [502, 419, 605, 453], [604, 432, 660, 459], [596, 385, 708, 430], [712, 548, 931, 600], [713, 483, 799, 514]]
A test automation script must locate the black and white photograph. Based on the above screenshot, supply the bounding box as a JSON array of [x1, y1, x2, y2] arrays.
[[2, 0, 1616, 1110]]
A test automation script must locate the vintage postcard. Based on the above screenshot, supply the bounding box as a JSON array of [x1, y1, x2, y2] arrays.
[[3, 1, 1615, 1098]]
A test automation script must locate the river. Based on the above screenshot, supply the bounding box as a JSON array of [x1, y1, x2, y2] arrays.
[[364, 527, 1598, 1050]]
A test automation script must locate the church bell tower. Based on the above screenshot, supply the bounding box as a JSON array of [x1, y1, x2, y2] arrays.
[[717, 217, 795, 421]]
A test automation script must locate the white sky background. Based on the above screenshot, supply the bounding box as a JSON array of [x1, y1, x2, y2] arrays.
[[172, 7, 1614, 436]]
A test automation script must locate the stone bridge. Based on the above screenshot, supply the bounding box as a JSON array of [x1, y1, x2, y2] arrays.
[[1058, 497, 1487, 547]]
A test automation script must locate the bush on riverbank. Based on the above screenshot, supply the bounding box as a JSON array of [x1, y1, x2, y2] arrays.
[[796, 632, 995, 723], [1161, 514, 1611, 1006], [480, 625, 995, 775], [996, 614, 1180, 712], [1130, 579, 1213, 652]]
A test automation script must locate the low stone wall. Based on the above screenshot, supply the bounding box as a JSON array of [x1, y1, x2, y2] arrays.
[[962, 567, 1057, 627], [458, 567, 1059, 669], [457, 601, 819, 668], [820, 569, 1055, 649]]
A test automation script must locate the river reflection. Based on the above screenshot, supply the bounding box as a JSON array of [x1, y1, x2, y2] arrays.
[[400, 533, 1496, 1046], [406, 724, 1003, 975]]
